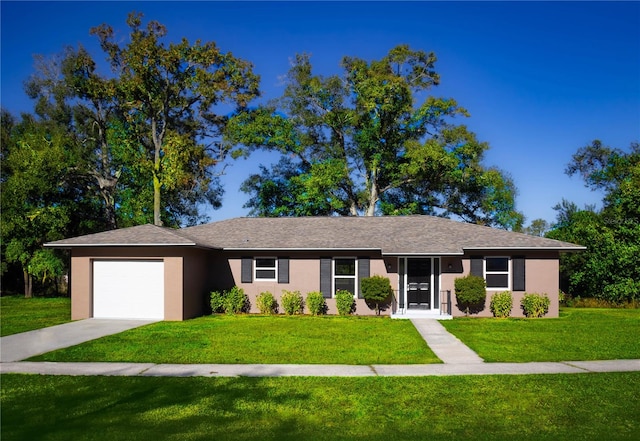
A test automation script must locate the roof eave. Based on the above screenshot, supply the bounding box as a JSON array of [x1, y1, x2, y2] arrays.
[[463, 246, 587, 252], [222, 247, 381, 252], [381, 252, 464, 256], [43, 242, 208, 249]]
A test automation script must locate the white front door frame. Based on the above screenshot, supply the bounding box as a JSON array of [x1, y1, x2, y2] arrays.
[[398, 257, 441, 314]]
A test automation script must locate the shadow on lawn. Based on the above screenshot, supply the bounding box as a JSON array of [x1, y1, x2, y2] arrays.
[[2, 376, 326, 441]]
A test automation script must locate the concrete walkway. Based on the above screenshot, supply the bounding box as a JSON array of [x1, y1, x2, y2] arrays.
[[1, 318, 639, 377], [2, 359, 639, 377], [0, 319, 158, 362], [411, 319, 484, 364]]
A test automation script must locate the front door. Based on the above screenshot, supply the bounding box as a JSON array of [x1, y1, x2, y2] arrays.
[[407, 258, 431, 309]]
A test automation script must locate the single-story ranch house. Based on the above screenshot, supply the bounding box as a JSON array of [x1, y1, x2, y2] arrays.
[[45, 216, 585, 320]]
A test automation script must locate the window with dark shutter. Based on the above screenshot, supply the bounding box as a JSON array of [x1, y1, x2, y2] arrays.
[[255, 258, 277, 280], [485, 257, 510, 289], [334, 258, 356, 296]]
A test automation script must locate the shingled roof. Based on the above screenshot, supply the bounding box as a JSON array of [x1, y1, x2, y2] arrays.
[[183, 216, 584, 254], [45, 216, 586, 254], [45, 224, 201, 248]]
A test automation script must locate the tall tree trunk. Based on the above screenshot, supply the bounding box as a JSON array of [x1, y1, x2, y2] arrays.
[[152, 119, 163, 226], [365, 169, 379, 216], [93, 174, 119, 230], [100, 188, 118, 230], [23, 269, 33, 298], [153, 171, 162, 226]]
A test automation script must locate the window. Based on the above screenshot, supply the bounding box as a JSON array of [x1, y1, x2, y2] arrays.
[[334, 258, 356, 296], [485, 257, 510, 289], [255, 258, 277, 281]]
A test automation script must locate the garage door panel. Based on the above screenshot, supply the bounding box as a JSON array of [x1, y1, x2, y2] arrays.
[[93, 260, 164, 319]]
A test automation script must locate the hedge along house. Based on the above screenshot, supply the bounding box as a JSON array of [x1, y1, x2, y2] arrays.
[[45, 216, 585, 320]]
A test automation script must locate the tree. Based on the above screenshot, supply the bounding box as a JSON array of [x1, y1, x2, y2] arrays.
[[0, 113, 92, 297], [25, 47, 122, 230], [360, 275, 393, 315], [227, 46, 522, 229], [523, 218, 550, 237], [547, 140, 639, 303], [91, 12, 259, 226]]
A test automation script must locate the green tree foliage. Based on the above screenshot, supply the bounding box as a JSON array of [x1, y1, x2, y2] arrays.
[[24, 47, 123, 230], [91, 12, 259, 226], [0, 113, 97, 297], [226, 46, 523, 229], [3, 12, 260, 294], [522, 218, 550, 237], [547, 141, 639, 303], [360, 275, 393, 315], [23, 12, 259, 228]]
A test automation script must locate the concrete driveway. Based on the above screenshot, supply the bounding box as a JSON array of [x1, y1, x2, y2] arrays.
[[0, 319, 159, 362]]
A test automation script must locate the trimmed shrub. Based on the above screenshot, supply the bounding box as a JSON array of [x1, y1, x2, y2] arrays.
[[223, 286, 249, 314], [335, 290, 355, 315], [210, 290, 224, 313], [521, 293, 550, 318], [454, 274, 487, 315], [306, 291, 326, 316], [210, 286, 249, 314], [281, 290, 304, 315], [360, 275, 393, 315], [256, 291, 278, 314], [490, 291, 513, 318]]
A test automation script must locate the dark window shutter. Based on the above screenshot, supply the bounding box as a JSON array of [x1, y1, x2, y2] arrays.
[[320, 257, 332, 298], [241, 257, 252, 283], [278, 257, 289, 284], [470, 256, 483, 277], [357, 257, 370, 299], [512, 256, 526, 291]]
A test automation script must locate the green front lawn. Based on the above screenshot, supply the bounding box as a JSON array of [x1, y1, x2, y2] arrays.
[[30, 315, 440, 364], [2, 373, 639, 441], [0, 296, 71, 337], [441, 308, 640, 362]]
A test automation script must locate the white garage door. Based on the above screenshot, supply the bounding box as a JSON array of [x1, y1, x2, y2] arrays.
[[93, 260, 164, 319]]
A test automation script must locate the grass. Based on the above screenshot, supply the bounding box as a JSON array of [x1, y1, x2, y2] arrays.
[[29, 315, 440, 364], [0, 295, 71, 337], [2, 373, 639, 441], [441, 307, 640, 362]]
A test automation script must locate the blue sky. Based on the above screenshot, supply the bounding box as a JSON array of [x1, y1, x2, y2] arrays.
[[2, 1, 639, 225]]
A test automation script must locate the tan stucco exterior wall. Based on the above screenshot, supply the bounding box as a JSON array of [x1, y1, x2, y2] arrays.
[[70, 246, 561, 321], [70, 254, 91, 320], [443, 252, 560, 318], [225, 253, 397, 316]]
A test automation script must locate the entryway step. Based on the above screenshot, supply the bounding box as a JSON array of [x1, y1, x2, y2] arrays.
[[391, 312, 452, 320]]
